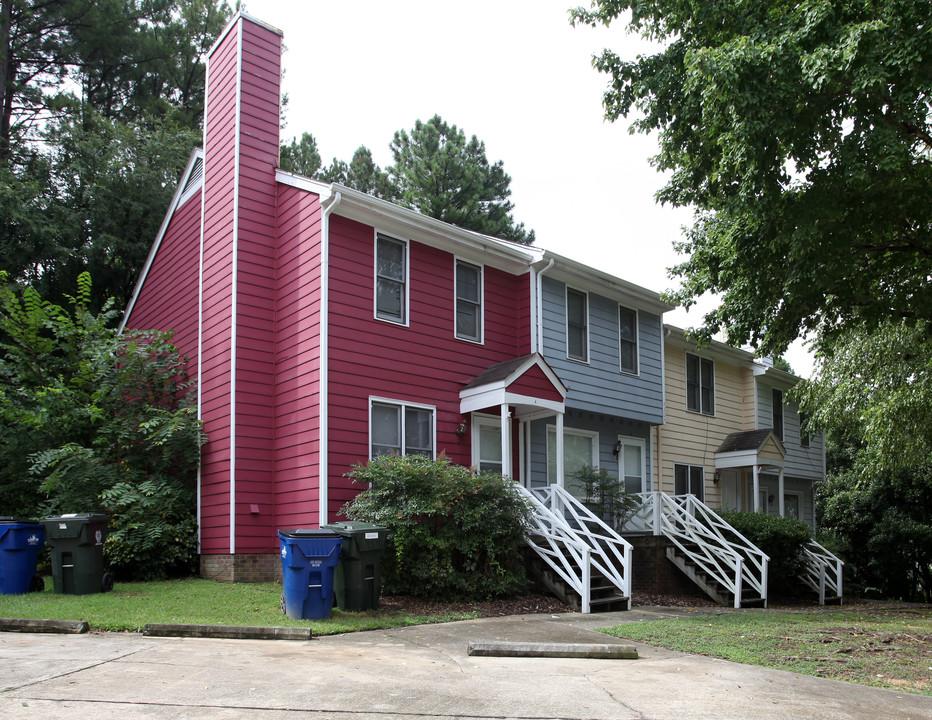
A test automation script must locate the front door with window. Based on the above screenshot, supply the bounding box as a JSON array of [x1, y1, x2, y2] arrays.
[[473, 415, 503, 474]]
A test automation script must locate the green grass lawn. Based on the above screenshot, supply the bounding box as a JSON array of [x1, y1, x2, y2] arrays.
[[601, 607, 932, 696], [0, 578, 478, 634]]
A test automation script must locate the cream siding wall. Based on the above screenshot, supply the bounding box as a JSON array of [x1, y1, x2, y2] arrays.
[[656, 344, 753, 507]]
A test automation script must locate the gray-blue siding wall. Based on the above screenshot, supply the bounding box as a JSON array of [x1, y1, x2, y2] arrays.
[[539, 275, 665, 424]]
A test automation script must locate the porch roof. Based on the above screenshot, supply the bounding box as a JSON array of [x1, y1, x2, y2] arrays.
[[459, 353, 566, 417], [715, 429, 786, 470]]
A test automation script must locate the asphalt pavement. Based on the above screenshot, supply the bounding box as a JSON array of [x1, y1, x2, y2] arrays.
[[2, 607, 930, 720]]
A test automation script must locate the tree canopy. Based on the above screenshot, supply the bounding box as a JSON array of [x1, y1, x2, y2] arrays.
[[572, 0, 932, 354], [1, 0, 231, 310], [281, 115, 534, 245]]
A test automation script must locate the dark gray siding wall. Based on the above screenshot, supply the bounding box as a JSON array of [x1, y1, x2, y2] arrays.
[[540, 276, 665, 424], [526, 409, 652, 491], [756, 379, 825, 481]]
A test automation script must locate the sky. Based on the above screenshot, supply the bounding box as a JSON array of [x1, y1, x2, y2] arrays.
[[244, 0, 815, 376]]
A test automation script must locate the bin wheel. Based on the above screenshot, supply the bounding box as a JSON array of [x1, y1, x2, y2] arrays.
[[280, 592, 286, 614], [101, 572, 114, 593], [29, 574, 44, 593]]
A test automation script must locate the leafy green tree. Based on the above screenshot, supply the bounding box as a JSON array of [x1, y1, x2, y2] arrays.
[[572, 1, 932, 354], [0, 0, 231, 309], [388, 115, 534, 244], [0, 273, 205, 579]]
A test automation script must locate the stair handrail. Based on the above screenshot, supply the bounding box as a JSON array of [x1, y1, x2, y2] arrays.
[[627, 491, 770, 608], [534, 484, 634, 608], [512, 483, 596, 612], [801, 539, 844, 605]]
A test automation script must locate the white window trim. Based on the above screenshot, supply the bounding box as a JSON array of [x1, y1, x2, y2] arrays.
[[686, 352, 715, 416], [618, 305, 639, 376], [565, 286, 590, 364], [368, 396, 436, 459], [615, 435, 647, 493], [454, 257, 484, 344], [546, 425, 599, 484], [373, 231, 410, 327]]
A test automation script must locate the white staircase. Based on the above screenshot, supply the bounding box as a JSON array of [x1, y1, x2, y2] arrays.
[[625, 492, 769, 608], [515, 483, 632, 613], [800, 540, 844, 605]]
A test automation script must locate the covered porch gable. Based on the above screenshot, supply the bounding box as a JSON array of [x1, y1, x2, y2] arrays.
[[460, 353, 567, 481], [715, 429, 788, 515]]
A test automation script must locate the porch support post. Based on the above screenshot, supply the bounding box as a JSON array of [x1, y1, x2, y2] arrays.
[[555, 412, 564, 488], [753, 465, 761, 512], [500, 405, 512, 479], [778, 468, 785, 516]]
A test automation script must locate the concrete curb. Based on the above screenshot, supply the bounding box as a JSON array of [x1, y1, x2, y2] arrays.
[[0, 617, 89, 634], [144, 623, 313, 641], [467, 640, 638, 659]]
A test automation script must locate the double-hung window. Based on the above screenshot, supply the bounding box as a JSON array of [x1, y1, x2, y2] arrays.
[[566, 288, 588, 362], [772, 389, 784, 441], [686, 353, 714, 415], [370, 399, 434, 458], [455, 259, 482, 342], [375, 233, 407, 324], [674, 463, 704, 500], [618, 306, 638, 374]]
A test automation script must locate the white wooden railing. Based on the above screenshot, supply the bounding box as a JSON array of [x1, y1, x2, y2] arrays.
[[514, 483, 632, 613], [801, 540, 844, 605], [625, 491, 770, 608]]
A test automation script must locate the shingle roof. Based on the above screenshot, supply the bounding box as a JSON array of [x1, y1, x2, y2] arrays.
[[716, 429, 775, 454], [462, 354, 539, 390]]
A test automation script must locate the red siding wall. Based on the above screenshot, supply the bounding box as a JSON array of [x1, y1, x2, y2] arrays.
[[274, 185, 323, 529], [124, 193, 201, 373], [326, 216, 532, 519]]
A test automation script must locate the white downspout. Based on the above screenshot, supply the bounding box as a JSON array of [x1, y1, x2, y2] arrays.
[[534, 258, 555, 354], [318, 191, 342, 526]]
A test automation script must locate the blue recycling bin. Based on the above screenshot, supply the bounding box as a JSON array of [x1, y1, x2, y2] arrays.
[[278, 529, 343, 620], [0, 517, 46, 595]]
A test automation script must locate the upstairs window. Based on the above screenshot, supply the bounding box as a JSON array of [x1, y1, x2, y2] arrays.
[[772, 388, 784, 441], [800, 412, 811, 448], [618, 306, 638, 375], [566, 288, 588, 362], [375, 234, 407, 324], [455, 259, 482, 342], [370, 399, 434, 458], [686, 354, 714, 415]]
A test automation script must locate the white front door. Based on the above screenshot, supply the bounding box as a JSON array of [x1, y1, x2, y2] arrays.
[[721, 469, 740, 511]]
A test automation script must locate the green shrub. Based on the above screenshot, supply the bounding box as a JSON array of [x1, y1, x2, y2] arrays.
[[342, 454, 532, 600], [571, 464, 639, 530], [718, 510, 812, 592]]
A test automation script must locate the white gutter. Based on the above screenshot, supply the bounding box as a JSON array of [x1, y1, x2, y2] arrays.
[[318, 191, 342, 526]]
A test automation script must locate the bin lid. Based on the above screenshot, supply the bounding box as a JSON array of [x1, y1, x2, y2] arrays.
[[0, 516, 42, 525], [322, 522, 388, 537], [278, 528, 342, 539], [43, 513, 109, 522]]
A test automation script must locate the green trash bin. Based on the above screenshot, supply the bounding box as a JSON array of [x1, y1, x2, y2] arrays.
[[43, 514, 113, 595], [323, 522, 388, 611]]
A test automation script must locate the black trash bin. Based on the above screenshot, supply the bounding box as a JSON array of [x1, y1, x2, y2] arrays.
[[323, 522, 388, 611], [43, 514, 113, 595], [0, 517, 45, 595]]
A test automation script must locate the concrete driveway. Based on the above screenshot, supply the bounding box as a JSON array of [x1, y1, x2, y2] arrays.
[[2, 608, 929, 720]]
